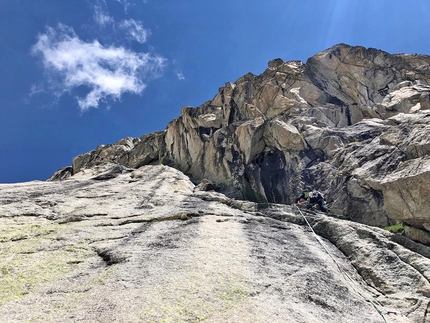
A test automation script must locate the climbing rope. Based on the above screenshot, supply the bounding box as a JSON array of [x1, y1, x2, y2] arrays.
[[294, 205, 388, 323]]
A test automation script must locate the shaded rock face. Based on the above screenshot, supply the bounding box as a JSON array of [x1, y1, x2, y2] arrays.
[[2, 164, 430, 322], [55, 44, 430, 244]]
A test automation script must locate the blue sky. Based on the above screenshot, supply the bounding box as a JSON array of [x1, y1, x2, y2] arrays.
[[1, 0, 430, 183]]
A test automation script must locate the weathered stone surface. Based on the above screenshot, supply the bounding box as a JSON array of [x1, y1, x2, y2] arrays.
[[47, 166, 73, 181], [379, 85, 430, 116], [194, 178, 216, 192], [404, 225, 430, 245], [379, 156, 430, 223], [72, 137, 140, 173], [263, 119, 305, 152], [1, 164, 430, 322], [53, 44, 430, 244]]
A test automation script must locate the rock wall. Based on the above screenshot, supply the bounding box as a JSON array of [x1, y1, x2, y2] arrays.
[[4, 164, 430, 322], [51, 44, 430, 244]]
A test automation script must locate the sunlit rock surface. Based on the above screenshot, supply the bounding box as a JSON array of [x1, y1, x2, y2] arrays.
[[56, 44, 430, 244], [2, 164, 430, 322]]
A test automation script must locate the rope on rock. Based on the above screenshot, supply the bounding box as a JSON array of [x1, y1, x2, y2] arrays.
[[294, 205, 388, 323]]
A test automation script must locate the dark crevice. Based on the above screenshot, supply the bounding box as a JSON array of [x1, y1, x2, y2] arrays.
[[423, 302, 430, 323], [95, 248, 126, 266]]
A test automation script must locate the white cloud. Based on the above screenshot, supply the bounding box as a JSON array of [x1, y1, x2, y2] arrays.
[[115, 0, 133, 12], [176, 71, 185, 81], [31, 24, 165, 111], [119, 19, 150, 44], [115, 0, 148, 12], [93, 4, 114, 26], [92, 3, 150, 44]]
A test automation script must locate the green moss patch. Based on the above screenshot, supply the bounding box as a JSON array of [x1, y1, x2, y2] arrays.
[[384, 221, 404, 234], [0, 222, 92, 305]]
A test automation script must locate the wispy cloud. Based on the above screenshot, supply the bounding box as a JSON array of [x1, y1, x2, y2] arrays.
[[31, 24, 165, 111], [93, 3, 150, 44], [176, 71, 185, 81], [119, 19, 150, 43], [115, 0, 147, 12], [115, 0, 131, 9], [93, 3, 114, 27]]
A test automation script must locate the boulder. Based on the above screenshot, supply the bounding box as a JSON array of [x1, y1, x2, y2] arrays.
[[379, 157, 430, 227], [47, 166, 73, 181], [263, 119, 305, 152], [379, 85, 430, 117]]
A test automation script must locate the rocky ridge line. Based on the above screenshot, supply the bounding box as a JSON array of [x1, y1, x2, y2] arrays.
[[50, 43, 430, 245]]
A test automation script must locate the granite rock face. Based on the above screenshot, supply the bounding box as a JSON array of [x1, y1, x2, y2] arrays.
[[2, 164, 430, 322], [53, 44, 430, 244]]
